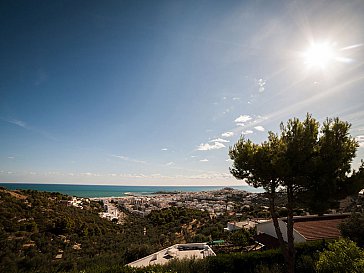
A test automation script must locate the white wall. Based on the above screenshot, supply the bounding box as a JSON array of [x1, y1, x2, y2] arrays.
[[257, 219, 306, 243]]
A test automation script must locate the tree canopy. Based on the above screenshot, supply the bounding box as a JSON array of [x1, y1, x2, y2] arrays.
[[229, 114, 364, 273]]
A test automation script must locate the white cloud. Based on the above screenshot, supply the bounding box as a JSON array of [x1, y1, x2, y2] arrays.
[[234, 115, 252, 124], [356, 135, 364, 147], [209, 138, 230, 143], [187, 172, 233, 179], [222, 131, 234, 138], [200, 159, 209, 162], [242, 130, 254, 135], [111, 155, 147, 164], [254, 126, 265, 132], [161, 148, 168, 151], [166, 162, 175, 166], [112, 155, 129, 160], [257, 78, 266, 93], [80, 172, 96, 176], [197, 142, 225, 151], [223, 108, 231, 114], [6, 118, 27, 128], [8, 156, 15, 159], [1, 117, 57, 141]]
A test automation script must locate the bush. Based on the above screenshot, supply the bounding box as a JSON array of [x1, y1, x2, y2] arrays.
[[207, 249, 284, 273], [316, 238, 364, 273], [340, 212, 364, 247]]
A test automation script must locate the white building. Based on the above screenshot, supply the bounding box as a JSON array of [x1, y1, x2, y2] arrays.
[[255, 214, 350, 244], [127, 243, 216, 268], [225, 219, 269, 232]]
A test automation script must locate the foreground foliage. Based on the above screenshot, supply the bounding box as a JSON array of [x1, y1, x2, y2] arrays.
[[80, 240, 328, 273], [316, 239, 364, 273], [340, 211, 364, 247]]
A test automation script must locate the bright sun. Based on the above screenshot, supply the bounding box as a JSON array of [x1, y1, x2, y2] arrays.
[[303, 42, 337, 70]]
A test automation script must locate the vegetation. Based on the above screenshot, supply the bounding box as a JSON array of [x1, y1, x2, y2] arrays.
[[316, 239, 364, 273], [0, 187, 232, 272], [340, 211, 364, 247], [229, 114, 364, 273], [71, 240, 328, 273], [2, 185, 364, 272]]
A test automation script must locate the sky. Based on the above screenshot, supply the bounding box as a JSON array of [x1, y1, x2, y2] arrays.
[[1, 0, 364, 186]]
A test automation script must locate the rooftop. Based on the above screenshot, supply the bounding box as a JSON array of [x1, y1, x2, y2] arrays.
[[127, 243, 216, 268], [287, 213, 350, 241]]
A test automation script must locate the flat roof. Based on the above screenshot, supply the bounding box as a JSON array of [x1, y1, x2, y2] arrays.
[[127, 243, 216, 268]]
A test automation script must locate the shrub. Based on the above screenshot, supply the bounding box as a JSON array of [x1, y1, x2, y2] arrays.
[[316, 238, 364, 273]]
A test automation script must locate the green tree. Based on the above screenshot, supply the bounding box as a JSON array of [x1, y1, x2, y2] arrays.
[[229, 114, 363, 273], [227, 229, 250, 247], [340, 211, 364, 247], [316, 239, 364, 273]]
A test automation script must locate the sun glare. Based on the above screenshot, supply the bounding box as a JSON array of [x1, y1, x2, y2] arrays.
[[303, 42, 337, 70]]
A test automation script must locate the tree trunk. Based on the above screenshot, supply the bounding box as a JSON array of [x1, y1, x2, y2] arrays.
[[268, 187, 288, 261], [286, 184, 295, 273], [268, 183, 295, 273]]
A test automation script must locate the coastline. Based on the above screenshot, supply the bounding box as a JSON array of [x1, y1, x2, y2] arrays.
[[0, 183, 263, 198]]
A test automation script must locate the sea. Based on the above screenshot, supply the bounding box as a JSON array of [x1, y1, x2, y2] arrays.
[[0, 183, 262, 198]]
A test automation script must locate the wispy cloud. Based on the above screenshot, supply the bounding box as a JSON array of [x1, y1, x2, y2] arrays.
[[197, 142, 225, 151], [222, 131, 234, 138], [0, 169, 235, 183], [166, 161, 175, 166], [209, 138, 229, 143], [254, 126, 265, 132], [80, 172, 102, 177], [2, 118, 28, 129], [111, 155, 147, 164], [8, 156, 15, 159], [356, 135, 364, 147], [200, 159, 209, 162], [235, 115, 252, 124], [161, 148, 168, 151], [1, 117, 58, 141], [242, 130, 254, 135]]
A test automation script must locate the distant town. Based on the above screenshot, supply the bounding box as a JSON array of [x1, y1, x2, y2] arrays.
[[92, 188, 275, 223]]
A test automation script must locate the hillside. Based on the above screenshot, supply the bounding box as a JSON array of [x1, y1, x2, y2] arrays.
[[0, 187, 231, 272]]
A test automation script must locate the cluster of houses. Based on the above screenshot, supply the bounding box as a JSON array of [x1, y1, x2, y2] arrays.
[[60, 196, 90, 209], [98, 199, 120, 221], [117, 189, 254, 217], [129, 213, 350, 268]]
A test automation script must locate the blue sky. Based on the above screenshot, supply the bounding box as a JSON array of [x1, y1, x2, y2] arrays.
[[1, 0, 363, 186]]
